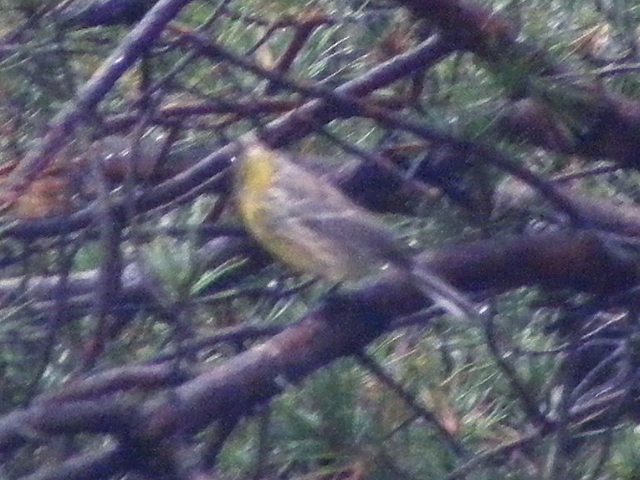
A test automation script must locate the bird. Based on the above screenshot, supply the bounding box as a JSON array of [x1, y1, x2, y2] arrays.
[[233, 136, 479, 322]]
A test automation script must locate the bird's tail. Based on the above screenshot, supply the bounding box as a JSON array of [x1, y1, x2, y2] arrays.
[[410, 265, 480, 322]]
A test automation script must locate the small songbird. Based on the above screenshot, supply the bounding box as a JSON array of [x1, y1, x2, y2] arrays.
[[233, 136, 479, 321]]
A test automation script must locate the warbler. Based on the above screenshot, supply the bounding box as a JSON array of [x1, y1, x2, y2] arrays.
[[233, 136, 478, 321]]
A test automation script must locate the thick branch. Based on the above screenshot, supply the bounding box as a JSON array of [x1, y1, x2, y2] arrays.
[[2, 231, 637, 318], [2, 0, 192, 205], [397, 0, 640, 167]]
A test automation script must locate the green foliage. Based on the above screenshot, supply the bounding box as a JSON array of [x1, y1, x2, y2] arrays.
[[1, 0, 640, 478]]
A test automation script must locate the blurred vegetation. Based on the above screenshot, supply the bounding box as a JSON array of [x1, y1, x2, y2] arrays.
[[1, 0, 640, 479]]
